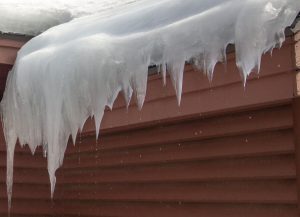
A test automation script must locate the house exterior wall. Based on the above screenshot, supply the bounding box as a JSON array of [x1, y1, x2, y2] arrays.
[[0, 36, 299, 217], [0, 38, 24, 65]]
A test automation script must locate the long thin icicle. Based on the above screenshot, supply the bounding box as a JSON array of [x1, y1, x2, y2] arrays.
[[1, 0, 299, 209]]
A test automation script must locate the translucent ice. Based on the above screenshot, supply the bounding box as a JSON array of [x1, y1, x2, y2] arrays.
[[1, 0, 299, 209]]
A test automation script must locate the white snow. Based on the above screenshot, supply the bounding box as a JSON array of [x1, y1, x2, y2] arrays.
[[0, 0, 140, 35], [1, 0, 299, 209]]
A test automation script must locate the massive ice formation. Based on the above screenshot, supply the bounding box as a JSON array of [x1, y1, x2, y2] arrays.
[[1, 0, 299, 209]]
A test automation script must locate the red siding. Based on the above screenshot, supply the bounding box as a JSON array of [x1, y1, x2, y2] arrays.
[[57, 104, 297, 217], [0, 64, 12, 99], [0, 36, 299, 217], [0, 38, 24, 65]]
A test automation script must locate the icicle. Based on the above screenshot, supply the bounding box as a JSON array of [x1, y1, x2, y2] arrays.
[[168, 60, 185, 105], [94, 110, 104, 141], [71, 126, 78, 146], [132, 69, 148, 110], [161, 63, 167, 86], [122, 84, 133, 109], [6, 141, 16, 211]]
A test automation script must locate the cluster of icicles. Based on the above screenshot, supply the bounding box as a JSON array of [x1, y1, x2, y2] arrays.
[[1, 0, 300, 209]]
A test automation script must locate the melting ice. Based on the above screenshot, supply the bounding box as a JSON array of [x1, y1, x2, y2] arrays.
[[1, 0, 300, 209]]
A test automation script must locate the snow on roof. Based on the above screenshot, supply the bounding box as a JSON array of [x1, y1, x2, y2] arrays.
[[1, 0, 300, 210], [0, 0, 141, 35]]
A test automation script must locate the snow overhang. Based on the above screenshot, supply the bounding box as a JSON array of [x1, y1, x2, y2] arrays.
[[0, 0, 142, 36]]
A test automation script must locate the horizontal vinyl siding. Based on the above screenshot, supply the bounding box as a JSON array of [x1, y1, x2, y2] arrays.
[[58, 103, 298, 217], [0, 146, 58, 216], [0, 37, 298, 217]]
